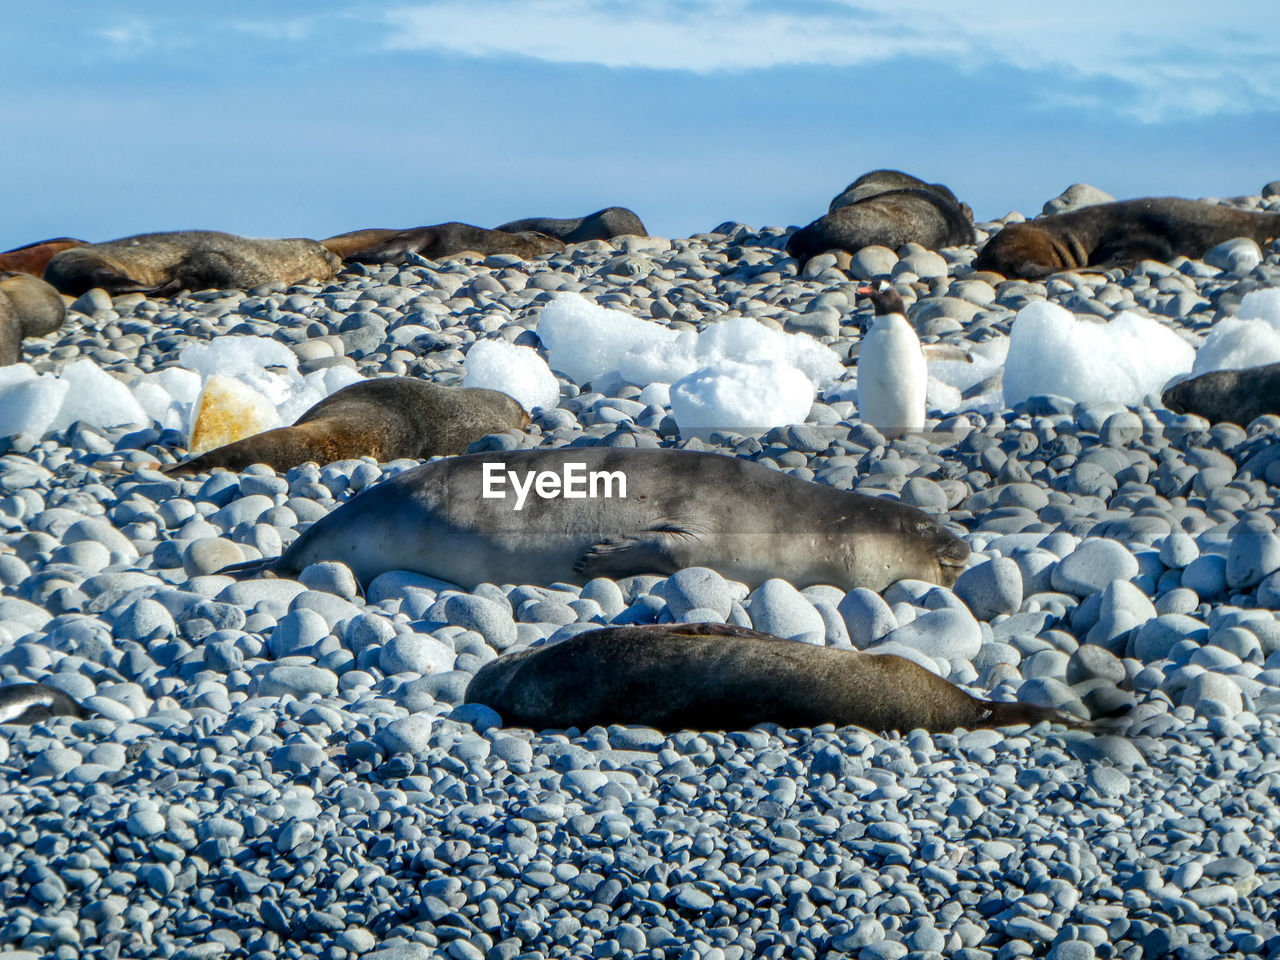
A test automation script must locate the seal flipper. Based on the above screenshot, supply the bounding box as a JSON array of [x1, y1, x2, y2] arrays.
[[214, 557, 283, 581], [574, 521, 703, 580]]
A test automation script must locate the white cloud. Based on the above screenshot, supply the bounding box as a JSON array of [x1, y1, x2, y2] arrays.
[[97, 19, 158, 49], [378, 0, 1280, 120], [227, 18, 317, 42]]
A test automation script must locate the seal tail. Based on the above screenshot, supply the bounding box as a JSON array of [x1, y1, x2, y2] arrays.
[[214, 557, 281, 581]]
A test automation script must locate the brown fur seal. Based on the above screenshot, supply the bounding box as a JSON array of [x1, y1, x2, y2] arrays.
[[0, 272, 67, 365], [828, 170, 973, 220], [463, 622, 1082, 733], [974, 197, 1280, 279], [317, 228, 401, 261], [44, 231, 341, 297], [0, 238, 88, 277], [495, 207, 648, 243], [0, 682, 92, 724], [162, 378, 530, 476], [1162, 363, 1280, 426], [321, 223, 564, 264], [219, 447, 970, 591], [788, 187, 976, 267]]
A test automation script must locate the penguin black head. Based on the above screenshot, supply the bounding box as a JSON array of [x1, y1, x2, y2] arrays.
[[856, 279, 907, 317]]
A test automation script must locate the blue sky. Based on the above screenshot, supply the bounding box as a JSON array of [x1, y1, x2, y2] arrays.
[[2, 2, 1277, 249]]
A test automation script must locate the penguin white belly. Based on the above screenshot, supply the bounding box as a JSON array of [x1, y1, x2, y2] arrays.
[[857, 316, 927, 437]]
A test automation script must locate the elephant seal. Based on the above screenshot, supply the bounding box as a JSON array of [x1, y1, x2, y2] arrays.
[[974, 197, 1280, 279], [495, 206, 648, 243], [162, 378, 530, 476], [0, 237, 88, 277], [0, 682, 92, 724], [321, 223, 564, 264], [829, 170, 972, 219], [1161, 363, 1280, 426], [463, 622, 1083, 733], [44, 231, 341, 297], [0, 272, 67, 365], [220, 447, 970, 591], [788, 187, 975, 267]]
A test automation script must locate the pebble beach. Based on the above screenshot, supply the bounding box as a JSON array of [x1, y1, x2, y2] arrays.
[[4, 189, 1280, 960]]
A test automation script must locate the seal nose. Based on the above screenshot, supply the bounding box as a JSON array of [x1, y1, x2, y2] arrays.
[[1161, 386, 1186, 415]]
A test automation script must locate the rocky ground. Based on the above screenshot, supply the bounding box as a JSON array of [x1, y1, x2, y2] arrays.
[[3, 188, 1280, 960]]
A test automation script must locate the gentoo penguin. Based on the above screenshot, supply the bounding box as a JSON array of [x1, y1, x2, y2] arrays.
[[856, 279, 927, 438], [0, 682, 92, 724]]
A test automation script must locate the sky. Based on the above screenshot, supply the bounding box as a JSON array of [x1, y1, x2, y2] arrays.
[[2, 2, 1277, 250]]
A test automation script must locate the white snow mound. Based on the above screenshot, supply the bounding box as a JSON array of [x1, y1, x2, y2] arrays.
[[670, 359, 815, 439], [1192, 288, 1280, 375], [463, 339, 559, 413], [1004, 302, 1194, 406]]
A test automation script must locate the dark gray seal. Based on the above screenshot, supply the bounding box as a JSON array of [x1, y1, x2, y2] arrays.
[[495, 207, 648, 243], [0, 682, 91, 724], [464, 622, 1083, 733], [221, 448, 970, 591], [788, 185, 976, 267], [162, 378, 530, 476], [1162, 363, 1280, 426], [44, 231, 341, 297], [828, 169, 971, 218], [974, 197, 1280, 279], [0, 272, 66, 365], [321, 223, 564, 264]]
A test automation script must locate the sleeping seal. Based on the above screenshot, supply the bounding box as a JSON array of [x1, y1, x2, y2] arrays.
[[0, 682, 92, 724], [828, 170, 972, 219], [321, 223, 564, 264], [162, 378, 530, 476], [1, 272, 66, 365], [0, 237, 88, 277], [495, 206, 648, 243], [974, 197, 1280, 279], [463, 622, 1082, 733], [221, 447, 970, 591], [1161, 363, 1280, 426], [788, 186, 975, 267], [44, 230, 341, 297]]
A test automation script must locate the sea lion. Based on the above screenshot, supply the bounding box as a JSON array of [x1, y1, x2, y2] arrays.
[[495, 206, 648, 243], [321, 223, 564, 264], [162, 378, 530, 476], [220, 447, 971, 591], [974, 197, 1280, 280], [1161, 363, 1280, 426], [463, 622, 1082, 733], [788, 188, 976, 267], [43, 231, 341, 297], [0, 237, 88, 277], [828, 170, 972, 219], [0, 272, 67, 365], [0, 682, 91, 724]]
